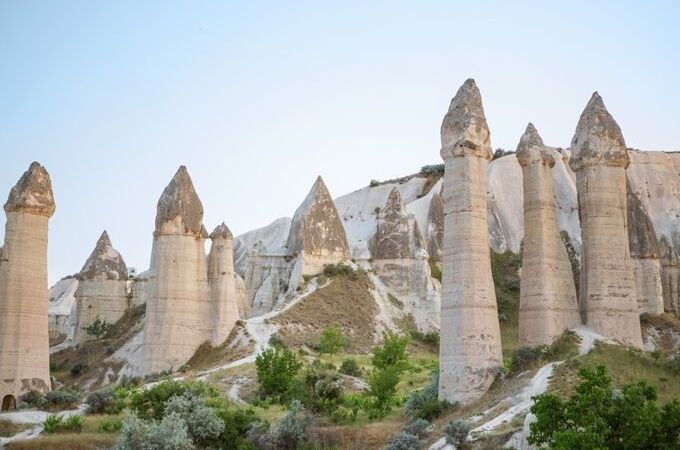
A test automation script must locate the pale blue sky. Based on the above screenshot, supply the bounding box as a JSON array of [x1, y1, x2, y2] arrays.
[[1, 1, 679, 283]]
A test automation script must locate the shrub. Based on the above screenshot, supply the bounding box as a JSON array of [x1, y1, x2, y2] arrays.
[[403, 418, 430, 437], [164, 392, 224, 449], [70, 362, 89, 377], [410, 329, 440, 347], [339, 358, 362, 377], [384, 431, 422, 450], [445, 420, 470, 448], [113, 412, 194, 450], [20, 390, 45, 407], [214, 404, 261, 450], [366, 367, 400, 420], [318, 326, 347, 361], [420, 164, 444, 175], [405, 371, 455, 420], [372, 332, 410, 373], [298, 360, 344, 414], [98, 416, 123, 433], [255, 346, 302, 402], [44, 388, 81, 410], [268, 333, 286, 348], [428, 258, 442, 282], [274, 400, 307, 449], [86, 387, 124, 414], [129, 380, 217, 420], [42, 414, 83, 433], [322, 263, 362, 280]]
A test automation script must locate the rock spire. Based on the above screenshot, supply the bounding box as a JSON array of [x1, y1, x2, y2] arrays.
[[438, 79, 503, 405], [0, 162, 55, 409], [516, 124, 580, 347], [208, 222, 240, 345], [372, 188, 425, 260], [569, 93, 643, 348]]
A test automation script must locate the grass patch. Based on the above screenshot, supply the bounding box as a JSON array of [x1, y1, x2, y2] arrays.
[[428, 258, 442, 282], [549, 342, 680, 403], [6, 433, 116, 450], [508, 330, 580, 374]]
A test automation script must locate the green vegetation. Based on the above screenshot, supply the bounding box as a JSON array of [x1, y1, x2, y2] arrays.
[[83, 316, 112, 341], [42, 415, 84, 434], [529, 366, 680, 449], [428, 258, 442, 282], [322, 263, 364, 280], [491, 249, 522, 354], [339, 358, 362, 377], [318, 325, 347, 361], [255, 346, 303, 402], [445, 420, 471, 449], [43, 388, 81, 411], [508, 330, 580, 374]]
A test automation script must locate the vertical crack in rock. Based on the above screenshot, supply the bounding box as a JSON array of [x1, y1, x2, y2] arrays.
[[516, 123, 580, 347], [569, 93, 643, 348], [438, 79, 503, 405], [0, 162, 55, 405]]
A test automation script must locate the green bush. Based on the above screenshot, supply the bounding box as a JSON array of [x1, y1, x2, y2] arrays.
[[213, 403, 261, 450], [44, 388, 81, 410], [298, 360, 343, 414], [164, 393, 224, 449], [405, 371, 455, 420], [420, 164, 444, 175], [255, 346, 302, 402], [339, 358, 362, 377], [85, 387, 125, 414], [384, 431, 421, 450], [322, 263, 363, 280], [445, 420, 470, 448], [113, 412, 194, 450], [98, 416, 123, 433], [410, 329, 440, 347], [529, 366, 680, 449], [42, 414, 83, 433], [129, 380, 217, 420], [20, 390, 45, 407], [70, 362, 89, 377], [366, 367, 400, 420]]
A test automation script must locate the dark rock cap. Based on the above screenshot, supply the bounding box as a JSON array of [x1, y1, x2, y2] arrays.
[[569, 92, 629, 171], [440, 79, 492, 161], [155, 166, 204, 235], [4, 161, 56, 217], [516, 123, 555, 167], [210, 222, 233, 240], [78, 231, 128, 280]]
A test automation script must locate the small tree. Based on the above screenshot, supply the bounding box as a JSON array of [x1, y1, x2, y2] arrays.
[[372, 332, 410, 373], [318, 326, 347, 361], [255, 346, 302, 402], [84, 316, 111, 340]]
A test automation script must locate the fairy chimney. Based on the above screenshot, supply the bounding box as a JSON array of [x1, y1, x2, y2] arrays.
[[74, 231, 129, 342], [516, 124, 580, 347], [438, 79, 503, 404], [142, 166, 211, 374], [0, 162, 55, 409], [207, 222, 240, 345], [569, 93, 643, 348]]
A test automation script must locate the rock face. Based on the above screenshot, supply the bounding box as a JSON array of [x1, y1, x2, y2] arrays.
[[286, 176, 351, 276], [569, 93, 643, 348], [207, 223, 239, 345], [660, 237, 680, 314], [371, 188, 425, 259], [516, 124, 580, 347], [74, 231, 129, 342], [0, 162, 55, 410], [142, 166, 213, 374], [627, 184, 664, 315], [426, 190, 444, 262], [438, 79, 503, 404]]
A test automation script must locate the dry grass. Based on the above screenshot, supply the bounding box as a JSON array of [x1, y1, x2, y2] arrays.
[[50, 304, 145, 389], [186, 321, 255, 372], [308, 417, 406, 449], [270, 273, 379, 352], [0, 419, 28, 438], [6, 433, 116, 450]]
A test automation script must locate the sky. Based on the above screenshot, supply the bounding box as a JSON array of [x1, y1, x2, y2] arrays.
[[1, 1, 679, 284]]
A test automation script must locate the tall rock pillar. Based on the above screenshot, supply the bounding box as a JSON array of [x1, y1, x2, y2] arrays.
[[516, 124, 580, 347], [208, 223, 239, 345], [142, 166, 211, 374], [0, 162, 55, 410], [438, 79, 502, 404], [569, 93, 643, 348]]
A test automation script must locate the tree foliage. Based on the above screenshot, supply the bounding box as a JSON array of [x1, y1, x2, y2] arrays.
[[529, 365, 680, 449], [255, 346, 302, 402], [318, 326, 347, 360], [84, 315, 111, 340]]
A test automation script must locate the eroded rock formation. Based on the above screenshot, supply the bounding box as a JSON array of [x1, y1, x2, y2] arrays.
[[569, 93, 643, 348], [426, 190, 444, 262], [142, 166, 212, 374], [516, 124, 580, 347], [438, 79, 503, 404], [74, 231, 129, 342], [208, 223, 239, 345], [0, 162, 55, 409], [286, 176, 350, 276], [660, 237, 680, 315], [627, 184, 664, 315]]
